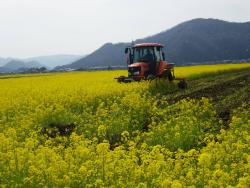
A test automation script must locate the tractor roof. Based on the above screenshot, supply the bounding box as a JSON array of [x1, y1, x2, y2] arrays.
[[133, 43, 164, 48]]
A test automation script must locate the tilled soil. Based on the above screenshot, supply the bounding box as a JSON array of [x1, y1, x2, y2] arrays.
[[169, 68, 250, 126]]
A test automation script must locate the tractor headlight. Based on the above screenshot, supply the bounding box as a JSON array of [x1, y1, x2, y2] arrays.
[[129, 71, 140, 76], [133, 71, 140, 75], [128, 67, 141, 76]]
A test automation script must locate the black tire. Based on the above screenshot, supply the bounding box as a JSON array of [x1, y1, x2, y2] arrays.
[[144, 72, 155, 81], [166, 70, 174, 81], [144, 72, 149, 80]]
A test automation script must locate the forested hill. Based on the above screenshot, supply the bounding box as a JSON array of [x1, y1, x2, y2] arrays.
[[58, 18, 250, 69]]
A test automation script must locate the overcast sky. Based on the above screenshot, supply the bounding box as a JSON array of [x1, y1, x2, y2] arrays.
[[0, 0, 250, 58]]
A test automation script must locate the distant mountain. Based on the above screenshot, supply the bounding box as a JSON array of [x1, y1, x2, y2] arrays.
[[1, 60, 26, 72], [56, 43, 129, 69], [0, 54, 84, 72], [24, 54, 84, 69], [137, 18, 250, 64], [58, 18, 250, 69], [0, 57, 14, 67], [24, 61, 44, 69], [0, 60, 44, 73], [56, 43, 127, 69]]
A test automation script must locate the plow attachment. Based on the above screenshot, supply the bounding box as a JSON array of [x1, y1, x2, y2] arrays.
[[115, 76, 187, 89]]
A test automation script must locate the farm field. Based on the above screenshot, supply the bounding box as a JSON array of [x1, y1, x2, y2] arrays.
[[0, 63, 250, 187]]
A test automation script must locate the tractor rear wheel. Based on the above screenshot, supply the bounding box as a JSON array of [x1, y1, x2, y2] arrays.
[[166, 70, 174, 81]]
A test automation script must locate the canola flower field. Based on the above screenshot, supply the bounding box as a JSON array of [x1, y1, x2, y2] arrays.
[[0, 63, 250, 187]]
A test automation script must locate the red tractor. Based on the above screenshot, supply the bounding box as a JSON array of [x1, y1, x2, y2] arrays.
[[116, 43, 187, 88]]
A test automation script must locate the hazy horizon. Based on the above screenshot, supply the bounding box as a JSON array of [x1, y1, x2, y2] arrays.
[[1, 0, 250, 58]]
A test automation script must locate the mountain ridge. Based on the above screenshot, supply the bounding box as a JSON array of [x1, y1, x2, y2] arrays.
[[0, 54, 84, 72], [0, 60, 44, 73], [24, 54, 84, 69], [58, 18, 250, 69]]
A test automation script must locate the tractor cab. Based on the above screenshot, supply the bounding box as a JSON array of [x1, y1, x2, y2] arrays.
[[125, 43, 174, 80], [116, 43, 187, 88]]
